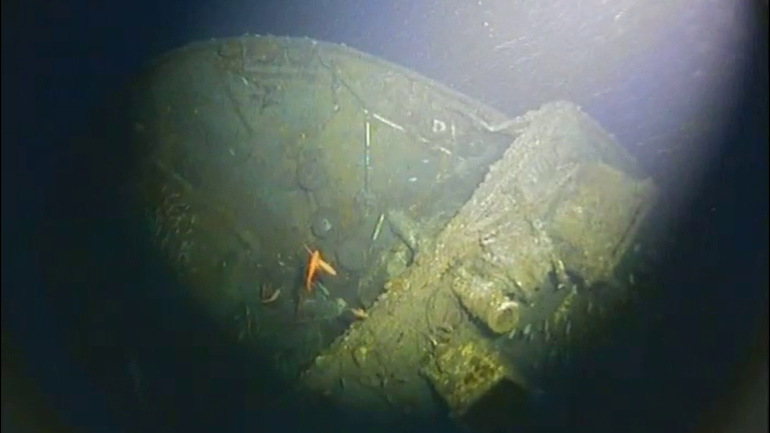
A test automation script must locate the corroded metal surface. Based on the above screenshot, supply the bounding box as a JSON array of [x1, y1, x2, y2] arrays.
[[420, 339, 531, 432], [300, 102, 657, 426], [124, 35, 519, 380], [116, 35, 657, 431]]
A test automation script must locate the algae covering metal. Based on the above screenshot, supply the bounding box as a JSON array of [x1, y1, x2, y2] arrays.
[[122, 35, 657, 431], [300, 101, 657, 427], [420, 339, 532, 432], [127, 35, 519, 382]]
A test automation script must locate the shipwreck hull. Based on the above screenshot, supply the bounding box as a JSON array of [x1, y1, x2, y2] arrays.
[[70, 35, 658, 431], [300, 101, 657, 430]]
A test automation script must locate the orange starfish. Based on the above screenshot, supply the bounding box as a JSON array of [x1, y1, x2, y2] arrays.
[[304, 245, 337, 292]]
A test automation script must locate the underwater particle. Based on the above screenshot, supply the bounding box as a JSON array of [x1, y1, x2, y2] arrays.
[[349, 307, 368, 320], [522, 323, 532, 337], [352, 346, 369, 367], [311, 208, 334, 238], [458, 139, 486, 158]]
